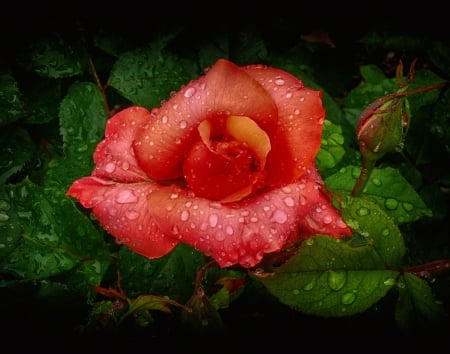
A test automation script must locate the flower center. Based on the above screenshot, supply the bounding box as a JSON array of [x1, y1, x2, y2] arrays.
[[183, 115, 271, 203]]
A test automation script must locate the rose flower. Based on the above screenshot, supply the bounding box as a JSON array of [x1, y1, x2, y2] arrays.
[[67, 58, 351, 268]]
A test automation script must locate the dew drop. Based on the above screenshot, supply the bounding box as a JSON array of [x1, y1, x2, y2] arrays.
[[161, 115, 169, 124], [272, 209, 288, 224], [305, 238, 314, 246], [402, 202, 414, 211], [283, 197, 295, 207], [285, 92, 293, 99], [122, 161, 130, 170], [274, 77, 285, 86], [327, 270, 347, 291], [209, 213, 218, 227], [184, 87, 196, 98], [382, 228, 390, 236], [323, 215, 333, 224], [105, 162, 116, 173], [125, 210, 140, 220], [225, 225, 234, 235], [179, 120, 188, 129], [341, 292, 356, 305], [385, 198, 399, 210], [357, 207, 370, 216], [116, 189, 138, 204], [383, 278, 396, 286], [372, 178, 382, 187], [303, 278, 316, 291], [180, 210, 190, 221]]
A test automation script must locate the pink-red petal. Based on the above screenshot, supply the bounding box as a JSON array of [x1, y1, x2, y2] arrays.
[[147, 167, 351, 268], [67, 177, 178, 258], [132, 59, 279, 181], [242, 64, 325, 186], [93, 106, 152, 183]]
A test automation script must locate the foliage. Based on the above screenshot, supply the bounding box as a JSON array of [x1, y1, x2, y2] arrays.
[[1, 5, 449, 353]]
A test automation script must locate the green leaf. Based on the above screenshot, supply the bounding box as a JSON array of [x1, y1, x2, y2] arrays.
[[261, 195, 405, 317], [360, 64, 386, 84], [21, 35, 85, 78], [260, 236, 399, 317], [118, 244, 205, 303], [340, 195, 406, 266], [0, 71, 26, 126], [0, 127, 35, 184], [56, 81, 108, 186], [0, 179, 109, 280], [59, 81, 108, 150], [316, 120, 347, 173], [108, 42, 198, 109], [326, 165, 432, 224], [343, 76, 398, 127], [395, 273, 446, 332], [22, 77, 62, 124]]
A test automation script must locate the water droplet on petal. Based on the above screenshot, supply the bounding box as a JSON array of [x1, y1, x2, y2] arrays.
[[125, 210, 140, 220], [225, 225, 234, 235], [274, 77, 285, 85], [283, 197, 295, 207], [105, 162, 116, 173], [180, 210, 190, 221], [184, 87, 196, 98], [115, 189, 138, 204], [209, 213, 218, 228], [272, 209, 288, 224], [179, 120, 187, 129]]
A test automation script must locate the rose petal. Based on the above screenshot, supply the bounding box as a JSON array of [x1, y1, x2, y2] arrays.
[[183, 115, 270, 202], [67, 176, 178, 258], [243, 64, 325, 186], [93, 106, 152, 182], [147, 167, 351, 268], [286, 167, 352, 245], [133, 59, 278, 181]]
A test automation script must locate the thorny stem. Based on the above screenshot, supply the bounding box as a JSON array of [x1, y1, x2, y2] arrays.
[[87, 44, 111, 116], [404, 259, 450, 280], [195, 260, 218, 288]]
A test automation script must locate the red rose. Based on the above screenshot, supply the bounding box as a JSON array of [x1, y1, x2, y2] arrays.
[[67, 59, 351, 268]]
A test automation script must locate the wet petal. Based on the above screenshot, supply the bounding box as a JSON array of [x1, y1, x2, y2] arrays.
[[133, 59, 278, 181], [147, 167, 350, 268], [183, 115, 270, 202], [287, 167, 352, 245], [93, 106, 152, 182], [67, 176, 178, 258], [243, 64, 325, 186]]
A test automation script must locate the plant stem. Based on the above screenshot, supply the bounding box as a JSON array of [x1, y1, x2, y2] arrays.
[[351, 157, 376, 197]]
